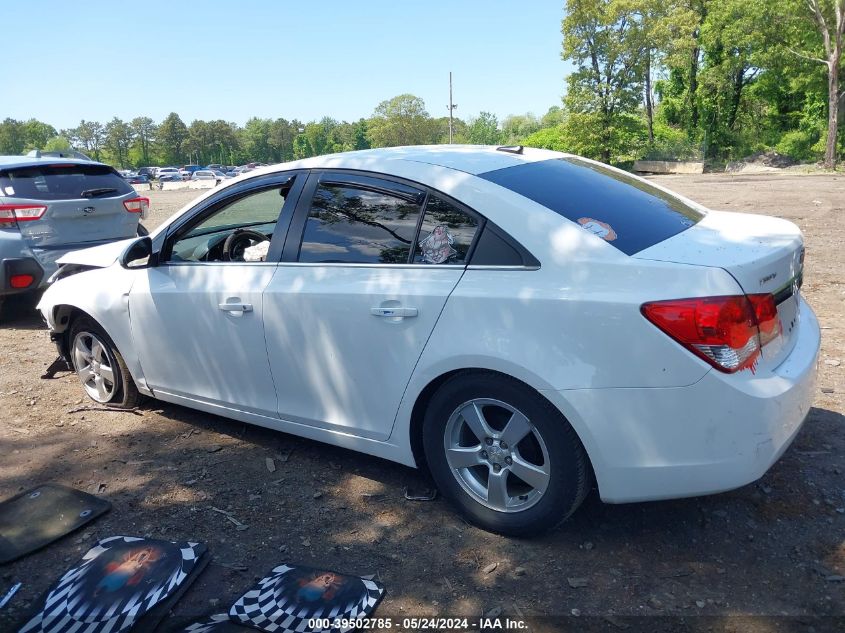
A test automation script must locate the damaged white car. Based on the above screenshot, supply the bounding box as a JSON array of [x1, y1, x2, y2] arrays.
[[38, 146, 820, 535]]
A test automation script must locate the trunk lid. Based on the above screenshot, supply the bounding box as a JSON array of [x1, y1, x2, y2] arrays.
[[634, 210, 805, 368], [0, 162, 141, 257]]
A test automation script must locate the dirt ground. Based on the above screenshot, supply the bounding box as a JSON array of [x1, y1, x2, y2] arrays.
[[0, 174, 843, 632]]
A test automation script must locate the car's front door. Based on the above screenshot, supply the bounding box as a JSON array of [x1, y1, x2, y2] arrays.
[[130, 175, 303, 418], [263, 171, 482, 440]]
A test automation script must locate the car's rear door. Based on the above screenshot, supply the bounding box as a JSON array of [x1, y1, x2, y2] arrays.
[[0, 162, 142, 271], [262, 171, 482, 440], [130, 173, 304, 419]]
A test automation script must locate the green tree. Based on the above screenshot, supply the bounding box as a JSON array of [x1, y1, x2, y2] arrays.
[[368, 94, 436, 147], [783, 0, 844, 167], [562, 0, 647, 161], [157, 112, 189, 165], [501, 113, 541, 143], [104, 117, 134, 167], [466, 112, 503, 145], [44, 136, 72, 152], [22, 120, 58, 151], [0, 119, 26, 155], [131, 117, 157, 165]]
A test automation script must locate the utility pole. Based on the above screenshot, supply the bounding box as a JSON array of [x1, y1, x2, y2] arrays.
[[447, 72, 458, 144]]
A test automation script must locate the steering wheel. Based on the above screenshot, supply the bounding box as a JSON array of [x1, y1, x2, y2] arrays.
[[223, 229, 270, 261]]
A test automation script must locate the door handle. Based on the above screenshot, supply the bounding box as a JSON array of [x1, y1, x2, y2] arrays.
[[219, 302, 253, 312], [370, 306, 418, 318]]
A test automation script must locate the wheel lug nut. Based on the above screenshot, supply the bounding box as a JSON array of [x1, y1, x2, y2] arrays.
[[485, 438, 493, 445], [493, 464, 502, 472], [500, 441, 508, 450]]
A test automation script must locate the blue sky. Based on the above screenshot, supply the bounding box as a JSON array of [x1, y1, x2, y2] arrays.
[[5, 1, 571, 129]]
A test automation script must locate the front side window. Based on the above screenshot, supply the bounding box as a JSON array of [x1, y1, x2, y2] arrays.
[[298, 182, 423, 264], [413, 195, 479, 264], [168, 186, 288, 263]]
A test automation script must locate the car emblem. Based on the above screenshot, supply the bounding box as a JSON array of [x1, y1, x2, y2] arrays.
[[759, 272, 777, 286], [83, 206, 95, 215]]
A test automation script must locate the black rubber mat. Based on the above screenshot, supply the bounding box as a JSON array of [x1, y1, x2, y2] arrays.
[[19, 536, 208, 633], [0, 484, 111, 564]]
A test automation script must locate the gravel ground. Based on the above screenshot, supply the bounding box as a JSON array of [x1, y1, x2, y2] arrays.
[[0, 174, 843, 632]]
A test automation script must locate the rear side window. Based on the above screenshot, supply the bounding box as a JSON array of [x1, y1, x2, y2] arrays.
[[479, 158, 705, 255], [0, 164, 133, 200], [299, 182, 423, 264], [413, 195, 479, 264]]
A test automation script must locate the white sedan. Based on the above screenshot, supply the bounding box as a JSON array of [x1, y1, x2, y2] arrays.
[[37, 146, 819, 535]]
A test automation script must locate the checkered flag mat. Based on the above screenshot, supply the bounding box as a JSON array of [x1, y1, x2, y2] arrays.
[[228, 564, 385, 633], [20, 536, 206, 633]]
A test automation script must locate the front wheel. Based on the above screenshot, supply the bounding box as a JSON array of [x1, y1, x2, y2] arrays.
[[69, 316, 140, 408], [423, 373, 591, 536]]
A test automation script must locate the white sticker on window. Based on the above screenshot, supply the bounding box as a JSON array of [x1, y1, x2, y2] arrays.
[[577, 217, 617, 241], [419, 224, 457, 264]]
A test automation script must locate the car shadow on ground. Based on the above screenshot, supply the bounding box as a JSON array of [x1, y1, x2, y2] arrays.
[[0, 292, 46, 331]]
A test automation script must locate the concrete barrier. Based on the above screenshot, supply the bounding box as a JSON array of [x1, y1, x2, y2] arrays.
[[160, 181, 191, 191], [189, 180, 216, 190], [633, 160, 704, 174], [159, 180, 217, 191]]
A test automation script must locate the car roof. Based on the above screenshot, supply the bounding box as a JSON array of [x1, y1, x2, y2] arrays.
[[277, 145, 569, 176], [0, 155, 108, 170]]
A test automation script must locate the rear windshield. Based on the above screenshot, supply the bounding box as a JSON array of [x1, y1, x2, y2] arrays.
[[479, 157, 705, 255], [0, 164, 133, 201]]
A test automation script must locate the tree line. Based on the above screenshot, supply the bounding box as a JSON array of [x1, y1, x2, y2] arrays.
[[0, 0, 842, 169], [0, 96, 525, 169]]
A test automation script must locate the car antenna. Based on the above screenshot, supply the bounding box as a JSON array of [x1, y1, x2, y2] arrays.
[[496, 145, 524, 155]]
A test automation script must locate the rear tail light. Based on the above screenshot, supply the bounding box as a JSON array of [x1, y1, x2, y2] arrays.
[[9, 274, 35, 289], [642, 293, 780, 373], [0, 204, 47, 225], [123, 197, 149, 215], [748, 293, 781, 347]]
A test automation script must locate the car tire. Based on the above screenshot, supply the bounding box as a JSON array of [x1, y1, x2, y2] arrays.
[[423, 372, 591, 536], [137, 223, 149, 237], [69, 316, 140, 409]]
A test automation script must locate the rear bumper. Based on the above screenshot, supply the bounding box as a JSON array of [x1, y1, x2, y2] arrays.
[[0, 256, 45, 296], [542, 299, 821, 503], [0, 233, 132, 296]]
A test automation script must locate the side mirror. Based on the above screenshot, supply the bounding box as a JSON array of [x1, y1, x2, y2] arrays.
[[120, 236, 154, 269]]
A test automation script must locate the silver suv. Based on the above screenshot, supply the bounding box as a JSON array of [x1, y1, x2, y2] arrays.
[[0, 151, 148, 314]]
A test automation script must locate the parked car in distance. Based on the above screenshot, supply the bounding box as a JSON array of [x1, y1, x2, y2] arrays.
[[125, 174, 150, 185], [191, 170, 227, 184], [137, 167, 157, 179], [38, 146, 819, 536], [1, 154, 148, 314], [156, 167, 179, 179], [180, 165, 202, 181]]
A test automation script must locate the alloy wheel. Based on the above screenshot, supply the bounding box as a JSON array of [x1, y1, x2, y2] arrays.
[[443, 398, 551, 513], [72, 331, 118, 403]]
